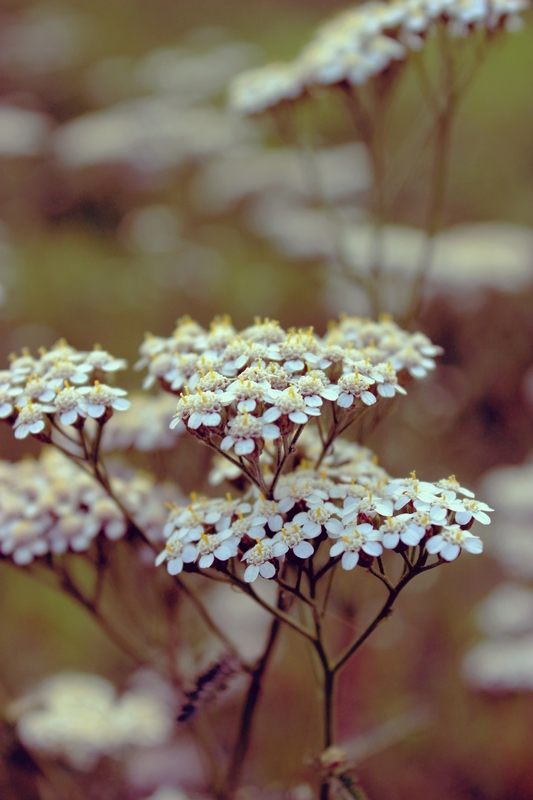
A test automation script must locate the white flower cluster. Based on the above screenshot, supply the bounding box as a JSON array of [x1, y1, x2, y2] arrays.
[[228, 0, 529, 114], [0, 450, 176, 565], [138, 314, 441, 456], [0, 341, 130, 440], [10, 672, 174, 770], [156, 431, 490, 581]]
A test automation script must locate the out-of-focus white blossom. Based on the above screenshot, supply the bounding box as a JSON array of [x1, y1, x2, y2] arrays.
[[0, 450, 178, 564], [10, 673, 174, 769]]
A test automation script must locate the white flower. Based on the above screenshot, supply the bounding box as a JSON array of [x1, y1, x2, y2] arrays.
[[292, 503, 338, 537], [379, 513, 428, 549], [223, 378, 268, 412], [386, 474, 440, 510], [186, 390, 228, 430], [77, 382, 130, 419], [250, 497, 284, 533], [436, 475, 475, 498], [0, 387, 15, 418], [390, 346, 436, 379], [182, 530, 239, 569], [264, 385, 321, 425], [337, 370, 376, 408], [425, 524, 483, 561], [242, 538, 277, 582], [221, 411, 280, 456], [372, 362, 407, 398], [18, 376, 56, 405], [82, 349, 128, 373], [155, 534, 187, 575], [54, 385, 86, 426], [274, 477, 329, 512], [329, 522, 383, 570], [341, 492, 394, 522], [413, 490, 461, 523], [453, 499, 493, 526], [45, 360, 93, 388], [13, 402, 48, 439], [272, 520, 318, 559], [294, 370, 340, 407]]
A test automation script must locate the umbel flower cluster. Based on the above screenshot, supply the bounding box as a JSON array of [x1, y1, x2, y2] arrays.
[[0, 450, 173, 565], [131, 315, 492, 582], [0, 341, 130, 440], [229, 0, 529, 115]]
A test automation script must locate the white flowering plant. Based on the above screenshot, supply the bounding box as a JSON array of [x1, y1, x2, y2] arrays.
[[228, 0, 530, 320], [0, 313, 494, 798]]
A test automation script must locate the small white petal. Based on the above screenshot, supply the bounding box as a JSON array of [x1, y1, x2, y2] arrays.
[[463, 537, 483, 554], [244, 564, 260, 583], [425, 535, 444, 554], [382, 532, 400, 549], [362, 541, 383, 557], [440, 543, 461, 561], [259, 562, 276, 579], [235, 438, 255, 456], [293, 541, 314, 559], [342, 551, 359, 570], [330, 541, 346, 557], [167, 558, 183, 575]]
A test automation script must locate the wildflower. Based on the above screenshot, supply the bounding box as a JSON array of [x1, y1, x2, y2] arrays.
[[82, 348, 128, 373], [341, 492, 394, 522], [54, 384, 86, 426], [292, 503, 338, 536], [264, 385, 321, 424], [379, 513, 429, 549], [242, 538, 277, 582], [295, 370, 340, 407], [336, 370, 376, 408], [250, 497, 284, 532], [18, 376, 56, 405], [182, 531, 240, 569], [436, 474, 475, 498], [425, 525, 483, 561], [45, 359, 93, 388], [77, 382, 130, 419], [272, 521, 318, 559], [372, 362, 407, 398], [221, 412, 280, 456], [223, 377, 268, 412], [0, 387, 15, 418], [13, 402, 49, 439], [155, 533, 187, 575], [329, 522, 383, 570], [454, 498, 493, 526]]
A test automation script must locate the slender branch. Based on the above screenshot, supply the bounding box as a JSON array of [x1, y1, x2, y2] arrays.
[[332, 560, 441, 673]]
